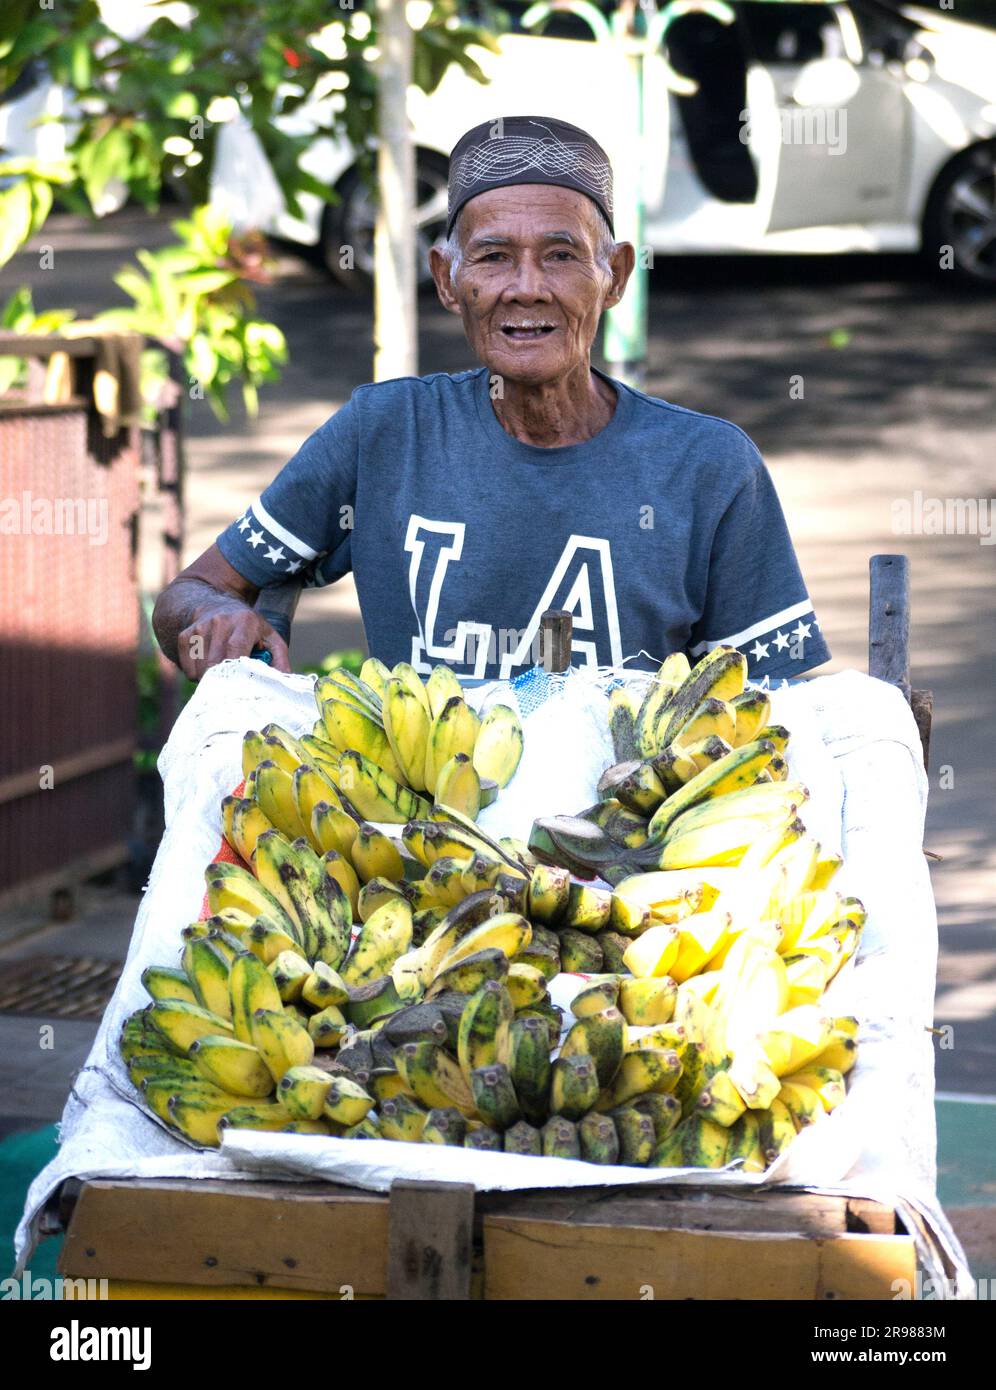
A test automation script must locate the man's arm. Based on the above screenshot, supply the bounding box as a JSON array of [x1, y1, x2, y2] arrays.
[[153, 544, 291, 680]]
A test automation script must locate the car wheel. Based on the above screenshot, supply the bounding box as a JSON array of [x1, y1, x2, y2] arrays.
[[320, 151, 450, 293], [923, 141, 996, 289]]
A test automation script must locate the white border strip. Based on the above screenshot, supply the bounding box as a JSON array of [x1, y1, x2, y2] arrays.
[[689, 598, 814, 656], [252, 498, 319, 561]]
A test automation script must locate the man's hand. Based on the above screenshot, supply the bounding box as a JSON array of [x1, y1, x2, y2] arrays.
[[153, 544, 294, 679], [176, 596, 291, 680]]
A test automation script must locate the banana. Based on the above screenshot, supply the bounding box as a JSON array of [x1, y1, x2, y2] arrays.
[[653, 735, 732, 789], [506, 963, 547, 1010], [311, 801, 358, 860], [204, 861, 297, 939], [579, 1112, 620, 1165], [622, 923, 680, 979], [336, 749, 431, 824], [649, 814, 785, 871], [783, 1066, 846, 1112], [388, 662, 430, 715], [350, 823, 405, 884], [357, 876, 408, 923], [584, 799, 651, 849], [651, 1113, 730, 1169], [635, 653, 690, 757], [562, 883, 613, 933], [632, 1092, 682, 1144], [783, 953, 828, 1007], [658, 647, 747, 749], [426, 855, 472, 908], [423, 663, 464, 719], [431, 913, 531, 979], [301, 962, 350, 1010], [341, 897, 413, 987], [381, 679, 431, 791], [727, 1040, 784, 1111], [558, 929, 603, 974], [725, 1111, 767, 1172], [598, 759, 668, 816], [550, 1053, 600, 1120], [422, 1108, 469, 1146], [757, 1005, 834, 1077], [253, 759, 312, 841], [395, 1040, 476, 1116], [808, 1021, 858, 1075], [308, 1005, 349, 1048], [434, 753, 482, 819], [217, 1103, 294, 1136], [379, 1093, 429, 1142], [759, 1097, 797, 1163], [423, 696, 481, 795], [811, 853, 844, 890], [711, 934, 788, 1055], [608, 685, 640, 764], [613, 1105, 656, 1166], [602, 1047, 682, 1107], [147, 1000, 234, 1053], [320, 849, 361, 922], [188, 1031, 276, 1099], [168, 1093, 251, 1147], [646, 737, 777, 842], [777, 1079, 823, 1130], [355, 656, 389, 700], [470, 1063, 521, 1130], [249, 1007, 314, 1082], [756, 724, 790, 754], [241, 916, 297, 966], [457, 981, 513, 1081], [670, 697, 737, 754], [696, 1068, 748, 1127], [618, 976, 677, 1026], [425, 947, 509, 999], [321, 696, 401, 777], [318, 668, 385, 715], [229, 951, 284, 1044], [541, 1117, 581, 1160], [269, 950, 312, 1003], [277, 1064, 333, 1120], [570, 977, 621, 1018], [465, 1125, 502, 1151], [730, 690, 771, 747], [381, 1002, 449, 1048], [472, 704, 524, 788], [504, 1120, 543, 1156], [508, 1016, 552, 1126], [142, 965, 198, 1006], [560, 1008, 627, 1089], [513, 924, 562, 981]]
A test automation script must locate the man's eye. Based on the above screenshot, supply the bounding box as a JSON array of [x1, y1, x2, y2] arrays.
[[551, 250, 575, 261]]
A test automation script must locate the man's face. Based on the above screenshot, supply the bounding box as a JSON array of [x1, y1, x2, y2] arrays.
[[430, 185, 632, 386]]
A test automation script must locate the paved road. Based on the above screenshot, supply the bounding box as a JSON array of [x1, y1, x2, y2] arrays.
[[7, 210, 996, 1092]]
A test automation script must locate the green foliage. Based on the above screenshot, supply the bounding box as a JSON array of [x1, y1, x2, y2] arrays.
[[0, 287, 76, 394], [97, 205, 287, 420], [300, 649, 366, 677]]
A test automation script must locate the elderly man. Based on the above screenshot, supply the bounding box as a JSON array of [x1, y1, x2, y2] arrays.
[[154, 115, 829, 685]]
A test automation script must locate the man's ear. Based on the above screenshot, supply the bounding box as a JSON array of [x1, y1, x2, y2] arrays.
[[603, 240, 636, 311], [429, 246, 461, 314]]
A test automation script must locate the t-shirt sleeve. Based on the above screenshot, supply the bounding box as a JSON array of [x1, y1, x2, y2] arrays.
[[687, 444, 830, 683], [215, 397, 358, 589]]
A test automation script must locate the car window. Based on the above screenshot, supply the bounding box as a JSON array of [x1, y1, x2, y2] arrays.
[[738, 1, 847, 63]]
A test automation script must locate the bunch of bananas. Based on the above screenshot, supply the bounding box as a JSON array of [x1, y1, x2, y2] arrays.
[[299, 659, 523, 824], [531, 646, 793, 881]]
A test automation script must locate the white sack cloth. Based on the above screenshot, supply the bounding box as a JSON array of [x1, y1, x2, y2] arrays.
[[15, 660, 972, 1297]]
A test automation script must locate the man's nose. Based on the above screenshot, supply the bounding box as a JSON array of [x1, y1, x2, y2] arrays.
[[500, 254, 553, 302]]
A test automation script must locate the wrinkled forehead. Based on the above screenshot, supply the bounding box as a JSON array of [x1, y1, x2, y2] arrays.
[[456, 185, 606, 247]]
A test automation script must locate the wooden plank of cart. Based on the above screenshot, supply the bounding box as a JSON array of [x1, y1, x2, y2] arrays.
[[50, 556, 933, 1300]]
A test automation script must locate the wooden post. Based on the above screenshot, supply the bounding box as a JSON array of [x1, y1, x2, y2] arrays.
[[868, 554, 911, 701], [387, 1179, 475, 1300], [373, 0, 416, 382], [540, 609, 573, 673]]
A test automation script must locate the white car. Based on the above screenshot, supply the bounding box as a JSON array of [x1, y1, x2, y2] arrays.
[[263, 0, 996, 288]]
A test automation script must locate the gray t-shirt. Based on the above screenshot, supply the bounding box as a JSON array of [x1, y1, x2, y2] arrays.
[[217, 366, 830, 685]]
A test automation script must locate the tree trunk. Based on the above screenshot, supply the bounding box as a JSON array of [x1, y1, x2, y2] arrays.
[[374, 0, 416, 382]]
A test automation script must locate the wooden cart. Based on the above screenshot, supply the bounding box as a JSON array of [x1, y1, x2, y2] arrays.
[[47, 556, 933, 1300]]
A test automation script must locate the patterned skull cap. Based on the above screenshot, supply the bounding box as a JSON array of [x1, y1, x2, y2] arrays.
[[446, 115, 614, 238]]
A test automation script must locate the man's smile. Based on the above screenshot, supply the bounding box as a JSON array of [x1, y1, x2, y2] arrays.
[[499, 320, 558, 341]]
